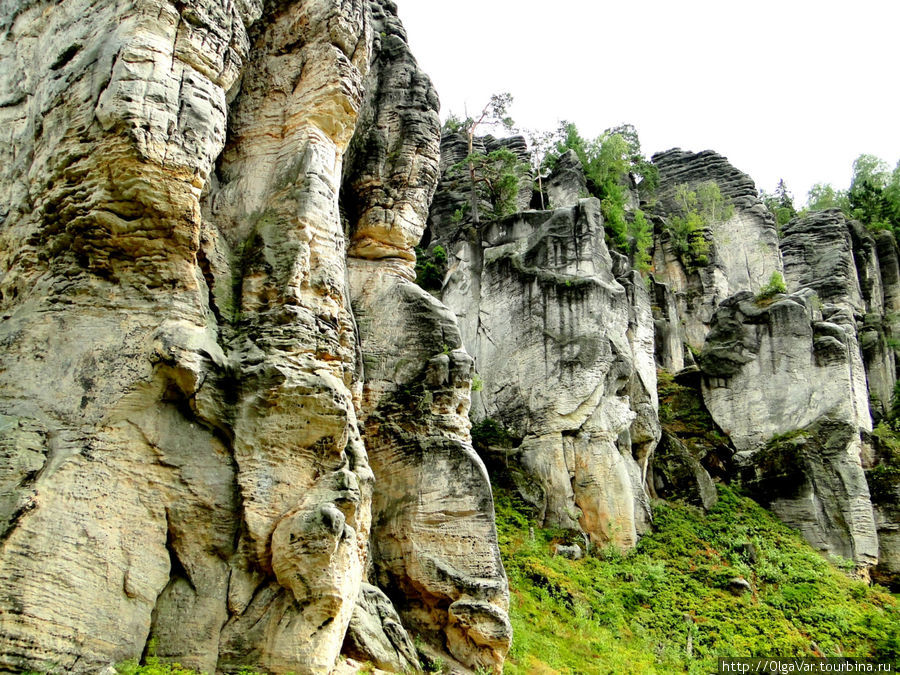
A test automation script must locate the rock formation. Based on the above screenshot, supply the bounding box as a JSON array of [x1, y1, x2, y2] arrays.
[[0, 0, 508, 673], [431, 175, 660, 549], [699, 290, 878, 567], [651, 149, 784, 349], [2, 0, 900, 672]]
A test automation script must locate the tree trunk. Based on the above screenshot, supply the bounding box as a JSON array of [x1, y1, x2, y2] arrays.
[[467, 131, 481, 228]]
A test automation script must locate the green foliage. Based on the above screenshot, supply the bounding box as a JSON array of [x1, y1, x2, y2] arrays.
[[760, 179, 797, 227], [848, 155, 900, 233], [414, 244, 447, 292], [452, 148, 528, 219], [665, 181, 733, 269], [447, 92, 518, 226], [542, 121, 657, 271], [806, 182, 850, 213], [497, 484, 900, 674], [471, 417, 515, 449], [755, 271, 787, 302], [471, 372, 483, 392], [630, 209, 654, 273], [115, 659, 216, 675], [442, 112, 465, 135], [806, 155, 900, 238]]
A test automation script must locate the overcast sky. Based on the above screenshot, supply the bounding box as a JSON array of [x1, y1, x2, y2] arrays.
[[397, 0, 900, 205]]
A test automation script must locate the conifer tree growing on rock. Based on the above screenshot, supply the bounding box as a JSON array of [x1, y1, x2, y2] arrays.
[[457, 92, 515, 227]]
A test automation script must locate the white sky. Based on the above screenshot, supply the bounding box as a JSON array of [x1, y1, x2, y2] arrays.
[[397, 0, 900, 205]]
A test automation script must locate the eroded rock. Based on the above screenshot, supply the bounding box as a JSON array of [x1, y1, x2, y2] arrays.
[[439, 197, 659, 551], [651, 149, 783, 349], [700, 291, 877, 566]]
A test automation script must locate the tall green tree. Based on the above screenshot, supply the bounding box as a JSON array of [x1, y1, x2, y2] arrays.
[[806, 183, 849, 212], [760, 179, 796, 226], [458, 93, 515, 227], [848, 154, 893, 230]]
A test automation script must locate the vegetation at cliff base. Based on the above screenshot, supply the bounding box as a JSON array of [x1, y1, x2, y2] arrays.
[[497, 485, 900, 674]]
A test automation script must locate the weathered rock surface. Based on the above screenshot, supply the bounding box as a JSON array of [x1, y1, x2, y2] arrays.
[[781, 210, 897, 419], [0, 0, 509, 673], [651, 149, 783, 349], [739, 419, 878, 570], [342, 583, 421, 673], [0, 0, 261, 670], [651, 431, 718, 511], [342, 4, 510, 672], [545, 149, 588, 209], [700, 290, 878, 566], [347, 262, 511, 673], [439, 197, 659, 550], [866, 434, 900, 589], [700, 290, 872, 447]]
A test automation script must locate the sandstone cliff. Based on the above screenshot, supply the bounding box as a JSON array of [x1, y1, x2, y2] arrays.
[[2, 1, 900, 673], [0, 1, 508, 673]]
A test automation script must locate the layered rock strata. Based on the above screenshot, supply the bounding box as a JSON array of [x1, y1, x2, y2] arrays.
[[781, 210, 897, 419], [437, 195, 660, 550], [651, 149, 784, 349], [0, 1, 509, 673]]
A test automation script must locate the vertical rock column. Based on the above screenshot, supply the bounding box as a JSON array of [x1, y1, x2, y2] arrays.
[[204, 1, 375, 672], [651, 149, 784, 349], [699, 291, 878, 568], [342, 2, 511, 672], [0, 0, 255, 671], [439, 200, 657, 551]]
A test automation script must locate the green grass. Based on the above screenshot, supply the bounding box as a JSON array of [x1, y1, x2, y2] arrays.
[[497, 485, 900, 674]]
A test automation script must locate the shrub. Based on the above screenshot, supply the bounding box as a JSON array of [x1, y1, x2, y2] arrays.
[[756, 271, 787, 302], [664, 181, 733, 269], [415, 244, 447, 291]]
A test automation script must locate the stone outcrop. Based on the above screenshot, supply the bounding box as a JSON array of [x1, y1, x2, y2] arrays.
[[0, 1, 509, 673], [4, 0, 900, 671], [342, 584, 421, 673], [781, 210, 897, 419], [437, 195, 660, 551], [780, 208, 900, 578], [545, 149, 588, 209], [699, 290, 878, 567], [341, 4, 510, 671], [651, 149, 783, 349]]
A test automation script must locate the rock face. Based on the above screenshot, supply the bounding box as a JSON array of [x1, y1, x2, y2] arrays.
[[545, 149, 588, 209], [342, 584, 420, 673], [699, 290, 878, 566], [0, 1, 509, 673], [437, 195, 660, 550], [651, 149, 783, 349], [341, 4, 510, 671], [4, 0, 900, 670], [781, 210, 897, 419]]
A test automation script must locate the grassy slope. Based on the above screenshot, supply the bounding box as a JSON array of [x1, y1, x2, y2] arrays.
[[497, 486, 900, 675]]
